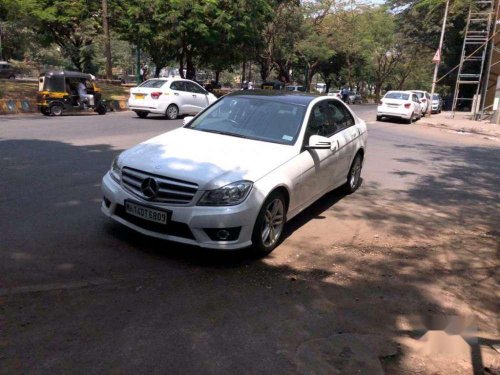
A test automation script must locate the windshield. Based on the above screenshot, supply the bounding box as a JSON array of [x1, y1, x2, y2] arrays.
[[186, 96, 306, 145], [139, 80, 168, 88], [385, 92, 409, 100]]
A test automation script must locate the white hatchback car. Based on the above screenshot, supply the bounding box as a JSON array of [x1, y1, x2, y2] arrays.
[[102, 92, 367, 255], [128, 78, 217, 119], [377, 91, 422, 123]]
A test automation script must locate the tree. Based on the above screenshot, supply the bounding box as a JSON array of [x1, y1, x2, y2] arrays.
[[295, 0, 336, 90], [362, 7, 403, 99], [17, 0, 102, 72]]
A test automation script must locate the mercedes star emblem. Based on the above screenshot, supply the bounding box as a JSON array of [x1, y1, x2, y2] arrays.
[[141, 177, 159, 199]]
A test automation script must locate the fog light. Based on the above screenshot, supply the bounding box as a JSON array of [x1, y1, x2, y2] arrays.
[[217, 230, 230, 240], [203, 227, 241, 242]]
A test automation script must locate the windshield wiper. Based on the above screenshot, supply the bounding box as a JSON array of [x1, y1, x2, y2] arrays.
[[197, 129, 250, 139]]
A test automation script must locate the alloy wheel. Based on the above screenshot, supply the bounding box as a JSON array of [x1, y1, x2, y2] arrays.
[[261, 198, 285, 247], [166, 105, 178, 120], [350, 156, 362, 190]]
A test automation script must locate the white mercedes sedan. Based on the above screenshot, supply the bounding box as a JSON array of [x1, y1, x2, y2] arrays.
[[102, 91, 367, 255]]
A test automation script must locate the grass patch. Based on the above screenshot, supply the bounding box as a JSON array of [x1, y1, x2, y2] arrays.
[[0, 79, 131, 100]]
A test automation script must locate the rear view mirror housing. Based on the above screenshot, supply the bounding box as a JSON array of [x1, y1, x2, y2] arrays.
[[304, 135, 331, 150]]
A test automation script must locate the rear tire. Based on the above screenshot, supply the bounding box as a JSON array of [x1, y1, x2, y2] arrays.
[[135, 111, 148, 118], [251, 191, 287, 256], [343, 153, 363, 194], [406, 113, 413, 124], [96, 104, 107, 115], [50, 104, 63, 116], [166, 104, 179, 120]]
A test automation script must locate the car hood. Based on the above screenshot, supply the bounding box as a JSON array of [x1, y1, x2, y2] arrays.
[[119, 128, 298, 190]]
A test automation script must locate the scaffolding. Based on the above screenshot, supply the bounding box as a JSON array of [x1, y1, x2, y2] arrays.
[[451, 0, 496, 118]]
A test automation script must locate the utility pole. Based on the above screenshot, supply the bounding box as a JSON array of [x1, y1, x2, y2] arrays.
[[102, 0, 112, 80], [429, 0, 450, 117]]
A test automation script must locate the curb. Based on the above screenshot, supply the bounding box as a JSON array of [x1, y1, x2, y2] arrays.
[[418, 121, 500, 140], [0, 99, 128, 115]]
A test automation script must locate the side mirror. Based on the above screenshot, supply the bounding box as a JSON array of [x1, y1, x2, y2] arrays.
[[304, 135, 331, 150], [183, 116, 194, 126]]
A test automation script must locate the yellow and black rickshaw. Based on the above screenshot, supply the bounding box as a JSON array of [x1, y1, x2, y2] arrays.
[[37, 71, 107, 116]]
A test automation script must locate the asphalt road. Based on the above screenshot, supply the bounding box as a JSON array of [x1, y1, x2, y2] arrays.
[[1, 107, 499, 374]]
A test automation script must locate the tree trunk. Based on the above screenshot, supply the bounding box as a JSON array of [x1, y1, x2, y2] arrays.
[[179, 54, 185, 79], [102, 0, 112, 79], [215, 70, 220, 84], [241, 60, 246, 87], [154, 65, 161, 78], [374, 83, 382, 102], [325, 80, 331, 94], [186, 50, 195, 80]]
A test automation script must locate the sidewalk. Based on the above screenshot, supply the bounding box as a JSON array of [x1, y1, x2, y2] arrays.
[[419, 111, 500, 139]]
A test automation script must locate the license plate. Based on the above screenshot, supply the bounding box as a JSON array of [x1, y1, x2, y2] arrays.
[[134, 94, 145, 99], [125, 201, 168, 225]]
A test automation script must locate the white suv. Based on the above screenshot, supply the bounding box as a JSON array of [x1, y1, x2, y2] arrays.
[[128, 78, 217, 119]]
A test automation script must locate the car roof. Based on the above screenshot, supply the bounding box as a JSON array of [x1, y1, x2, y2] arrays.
[[40, 70, 94, 79], [226, 90, 321, 106]]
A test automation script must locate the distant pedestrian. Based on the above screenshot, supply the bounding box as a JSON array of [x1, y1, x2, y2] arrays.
[[139, 65, 144, 82], [341, 87, 349, 103]]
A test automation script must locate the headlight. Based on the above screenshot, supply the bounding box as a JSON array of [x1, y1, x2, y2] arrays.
[[110, 156, 122, 182], [198, 181, 253, 206]]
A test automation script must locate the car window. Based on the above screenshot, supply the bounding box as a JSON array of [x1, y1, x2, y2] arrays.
[[385, 92, 409, 100], [327, 100, 355, 132], [170, 81, 186, 91], [139, 80, 168, 88], [186, 96, 306, 145], [412, 94, 419, 103], [185, 81, 206, 94], [305, 102, 335, 139]]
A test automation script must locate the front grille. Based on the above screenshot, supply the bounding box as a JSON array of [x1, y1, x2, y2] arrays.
[[121, 167, 198, 204], [114, 205, 195, 240]]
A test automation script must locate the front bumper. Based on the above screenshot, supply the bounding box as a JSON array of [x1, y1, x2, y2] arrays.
[[101, 172, 259, 250]]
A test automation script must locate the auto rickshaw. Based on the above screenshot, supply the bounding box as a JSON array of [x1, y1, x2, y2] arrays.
[[37, 71, 107, 116]]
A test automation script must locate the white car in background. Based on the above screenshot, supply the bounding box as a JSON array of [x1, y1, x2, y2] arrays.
[[377, 91, 422, 124], [327, 90, 342, 99], [102, 91, 367, 255], [412, 90, 431, 115], [128, 78, 217, 119]]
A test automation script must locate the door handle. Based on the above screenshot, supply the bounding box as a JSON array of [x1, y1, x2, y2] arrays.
[[174, 93, 179, 96], [192, 94, 197, 97]]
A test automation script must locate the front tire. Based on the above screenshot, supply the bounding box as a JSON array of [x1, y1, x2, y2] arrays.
[[376, 115, 382, 121], [166, 104, 179, 120], [251, 191, 287, 256], [343, 153, 363, 194]]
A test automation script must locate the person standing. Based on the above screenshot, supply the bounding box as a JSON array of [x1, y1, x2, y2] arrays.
[[139, 65, 144, 82], [341, 87, 349, 103]]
